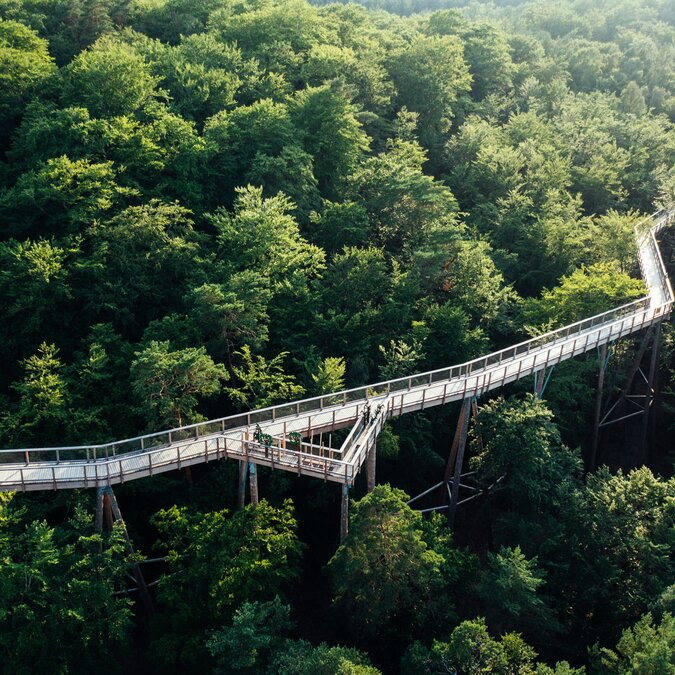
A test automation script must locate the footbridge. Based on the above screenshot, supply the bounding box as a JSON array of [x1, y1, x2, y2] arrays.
[[1, 208, 673, 526]]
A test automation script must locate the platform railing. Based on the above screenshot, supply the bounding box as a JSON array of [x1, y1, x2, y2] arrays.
[[0, 295, 655, 463], [0, 207, 672, 481]]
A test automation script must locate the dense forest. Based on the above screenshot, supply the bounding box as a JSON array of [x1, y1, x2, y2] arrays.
[[0, 0, 674, 672]]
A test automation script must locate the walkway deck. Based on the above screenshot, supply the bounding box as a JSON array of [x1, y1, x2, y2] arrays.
[[1, 208, 672, 491]]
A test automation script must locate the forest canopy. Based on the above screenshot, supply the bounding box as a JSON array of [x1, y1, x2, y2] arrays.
[[0, 0, 673, 673]]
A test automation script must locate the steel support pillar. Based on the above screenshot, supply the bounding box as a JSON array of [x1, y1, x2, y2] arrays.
[[444, 398, 471, 485], [639, 322, 661, 462], [535, 369, 546, 399], [95, 486, 104, 533], [535, 366, 554, 399], [103, 490, 114, 531], [248, 462, 259, 506], [340, 484, 349, 542], [237, 460, 248, 510], [590, 342, 608, 471], [470, 398, 483, 454], [447, 398, 471, 527], [184, 466, 194, 486], [598, 327, 654, 429], [102, 487, 154, 618], [366, 444, 376, 493]]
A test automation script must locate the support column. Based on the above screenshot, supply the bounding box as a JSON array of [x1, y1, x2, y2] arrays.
[[470, 398, 483, 455], [447, 398, 471, 527], [237, 461, 248, 510], [105, 488, 154, 618], [103, 490, 114, 531], [248, 462, 259, 506], [340, 484, 349, 542], [95, 486, 104, 533], [366, 444, 376, 493], [639, 323, 661, 462], [595, 327, 655, 431], [444, 399, 471, 485], [535, 369, 546, 399], [184, 466, 194, 486], [590, 342, 608, 471]]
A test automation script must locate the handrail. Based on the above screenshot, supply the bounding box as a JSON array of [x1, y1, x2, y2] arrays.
[[651, 217, 674, 302], [0, 295, 654, 456], [0, 206, 673, 463]]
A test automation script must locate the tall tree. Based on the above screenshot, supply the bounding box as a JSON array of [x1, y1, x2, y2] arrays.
[[60, 35, 160, 117], [149, 500, 303, 670], [388, 34, 471, 159], [327, 485, 474, 645], [0, 19, 55, 138], [0, 342, 70, 446], [130, 341, 227, 429], [0, 495, 135, 675]]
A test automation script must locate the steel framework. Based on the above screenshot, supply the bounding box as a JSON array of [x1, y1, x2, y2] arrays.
[[0, 208, 673, 534]]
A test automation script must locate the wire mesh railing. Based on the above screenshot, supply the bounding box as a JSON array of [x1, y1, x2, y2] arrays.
[[0, 207, 672, 488]]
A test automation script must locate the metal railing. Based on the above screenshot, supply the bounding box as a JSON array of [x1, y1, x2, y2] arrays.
[[0, 206, 672, 490], [0, 295, 655, 461]]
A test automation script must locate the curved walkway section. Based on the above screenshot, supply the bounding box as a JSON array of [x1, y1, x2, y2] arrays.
[[1, 208, 673, 491]]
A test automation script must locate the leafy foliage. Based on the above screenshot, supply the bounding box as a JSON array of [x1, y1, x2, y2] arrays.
[[0, 494, 135, 675], [470, 394, 583, 513], [150, 500, 303, 669], [131, 340, 227, 428], [327, 485, 476, 645], [0, 0, 673, 671]]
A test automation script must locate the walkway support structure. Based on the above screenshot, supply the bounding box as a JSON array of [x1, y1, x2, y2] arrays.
[[95, 486, 154, 618], [446, 399, 472, 526], [248, 462, 259, 507], [340, 484, 349, 542], [590, 342, 609, 471], [237, 461, 248, 510], [640, 322, 662, 462], [594, 321, 664, 466], [366, 444, 376, 493], [0, 208, 671, 497]]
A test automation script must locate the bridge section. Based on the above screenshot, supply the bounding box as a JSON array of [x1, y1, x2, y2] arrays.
[[0, 208, 672, 493]]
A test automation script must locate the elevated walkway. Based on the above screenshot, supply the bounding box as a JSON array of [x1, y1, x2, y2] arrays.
[[1, 208, 672, 492]]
